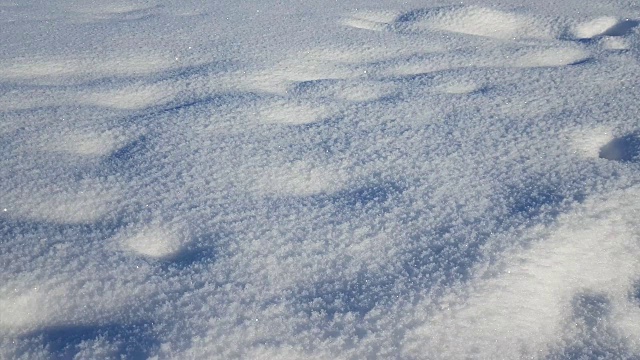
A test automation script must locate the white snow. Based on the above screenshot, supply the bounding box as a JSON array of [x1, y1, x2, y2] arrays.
[[573, 16, 625, 39], [1, 0, 639, 359]]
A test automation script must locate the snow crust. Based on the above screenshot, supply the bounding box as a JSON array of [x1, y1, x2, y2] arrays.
[[1, 0, 639, 358]]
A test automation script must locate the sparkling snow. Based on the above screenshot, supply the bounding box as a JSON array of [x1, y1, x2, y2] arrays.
[[1, 0, 639, 358]]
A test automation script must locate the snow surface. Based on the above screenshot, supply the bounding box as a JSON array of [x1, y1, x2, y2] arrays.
[[1, 0, 640, 358]]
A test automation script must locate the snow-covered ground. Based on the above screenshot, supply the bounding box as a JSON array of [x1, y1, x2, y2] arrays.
[[1, 0, 640, 358]]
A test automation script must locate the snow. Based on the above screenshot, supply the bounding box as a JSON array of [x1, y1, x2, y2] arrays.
[[1, 0, 639, 358]]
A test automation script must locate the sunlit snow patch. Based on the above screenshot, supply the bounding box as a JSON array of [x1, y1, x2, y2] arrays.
[[332, 80, 397, 102], [0, 54, 182, 84], [2, 187, 118, 224], [573, 16, 639, 39], [570, 127, 615, 159], [434, 81, 483, 94], [79, 83, 175, 110], [255, 161, 346, 196], [511, 47, 590, 68], [404, 6, 559, 40], [574, 17, 621, 39], [0, 265, 157, 336], [0, 284, 71, 331], [257, 100, 336, 125], [63, 2, 165, 22], [404, 185, 640, 358], [341, 10, 399, 31], [238, 57, 359, 94], [600, 36, 631, 50], [292, 79, 398, 102], [43, 130, 131, 157], [121, 226, 185, 259]]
